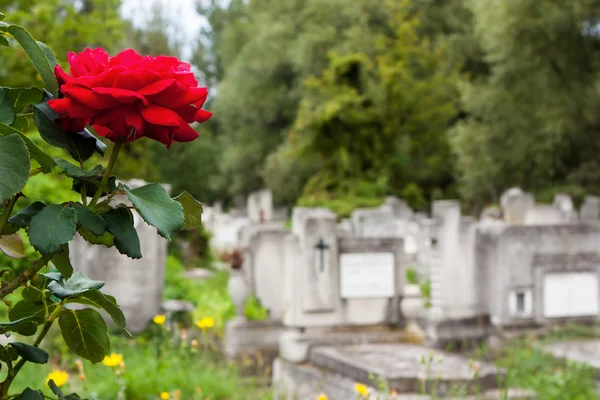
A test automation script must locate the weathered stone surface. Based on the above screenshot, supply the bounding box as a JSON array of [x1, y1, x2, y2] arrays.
[[309, 344, 503, 396], [273, 356, 536, 400], [247, 189, 273, 223], [543, 340, 600, 377]]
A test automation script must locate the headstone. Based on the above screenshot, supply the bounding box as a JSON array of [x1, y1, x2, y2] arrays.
[[500, 187, 535, 225], [581, 196, 600, 220], [553, 193, 578, 222], [247, 189, 273, 223], [70, 179, 168, 333], [480, 224, 600, 328], [291, 208, 338, 312], [381, 196, 413, 221]]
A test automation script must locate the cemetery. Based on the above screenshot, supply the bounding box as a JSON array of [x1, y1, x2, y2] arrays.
[[2, 1, 600, 399]]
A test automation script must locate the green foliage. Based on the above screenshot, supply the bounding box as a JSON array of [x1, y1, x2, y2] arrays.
[[244, 295, 269, 321], [0, 0, 124, 89], [0, 134, 30, 202], [498, 340, 597, 399], [450, 0, 600, 210], [405, 268, 418, 285]]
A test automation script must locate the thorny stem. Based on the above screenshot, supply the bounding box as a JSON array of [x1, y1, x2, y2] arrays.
[[89, 137, 124, 207], [0, 254, 53, 301], [0, 196, 18, 234]]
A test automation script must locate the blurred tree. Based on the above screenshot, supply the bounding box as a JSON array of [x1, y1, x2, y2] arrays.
[[287, 0, 460, 210], [450, 0, 600, 210], [0, 0, 123, 87]]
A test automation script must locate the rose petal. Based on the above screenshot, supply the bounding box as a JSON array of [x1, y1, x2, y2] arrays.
[[173, 123, 199, 143], [48, 98, 95, 119], [62, 85, 119, 109], [54, 65, 71, 86], [138, 79, 177, 96], [114, 69, 161, 91], [93, 87, 146, 104], [194, 109, 213, 123], [141, 105, 182, 127]]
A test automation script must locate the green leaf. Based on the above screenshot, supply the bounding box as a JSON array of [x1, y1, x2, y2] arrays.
[[103, 208, 141, 259], [28, 204, 77, 255], [15, 388, 44, 400], [9, 300, 54, 324], [55, 159, 102, 179], [0, 345, 19, 362], [40, 272, 62, 282], [173, 191, 204, 231], [9, 342, 49, 364], [8, 201, 45, 228], [78, 225, 114, 247], [3, 87, 43, 112], [51, 245, 73, 279], [72, 174, 116, 198], [0, 134, 30, 203], [33, 101, 99, 162], [123, 183, 184, 239], [36, 41, 58, 69], [0, 317, 38, 336], [0, 36, 8, 47], [12, 115, 29, 131], [72, 203, 106, 236], [7, 26, 58, 96], [47, 272, 104, 300], [0, 233, 25, 258], [68, 289, 127, 332], [21, 287, 43, 303], [0, 88, 15, 125], [59, 308, 110, 363], [0, 123, 55, 173]]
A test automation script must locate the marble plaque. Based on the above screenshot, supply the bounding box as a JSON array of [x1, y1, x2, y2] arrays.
[[339, 252, 395, 299]]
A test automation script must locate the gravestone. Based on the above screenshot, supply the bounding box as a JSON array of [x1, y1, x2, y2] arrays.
[[274, 343, 536, 399], [70, 179, 168, 333], [581, 196, 600, 220], [247, 189, 273, 223], [351, 208, 400, 238], [477, 224, 600, 329], [500, 187, 535, 225], [553, 193, 578, 222]]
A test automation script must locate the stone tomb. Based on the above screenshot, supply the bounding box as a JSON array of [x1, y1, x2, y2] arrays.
[[70, 179, 168, 333], [274, 343, 536, 399]]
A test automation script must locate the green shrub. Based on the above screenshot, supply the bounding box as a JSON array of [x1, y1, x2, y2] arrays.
[[244, 295, 269, 321], [405, 268, 418, 285], [497, 339, 597, 399]]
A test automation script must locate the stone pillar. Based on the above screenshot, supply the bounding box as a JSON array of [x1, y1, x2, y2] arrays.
[[70, 179, 168, 333]]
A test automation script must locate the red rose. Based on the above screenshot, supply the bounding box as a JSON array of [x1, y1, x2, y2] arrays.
[[48, 48, 212, 148]]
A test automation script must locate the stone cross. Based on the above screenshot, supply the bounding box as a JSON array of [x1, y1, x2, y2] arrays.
[[314, 238, 330, 272]]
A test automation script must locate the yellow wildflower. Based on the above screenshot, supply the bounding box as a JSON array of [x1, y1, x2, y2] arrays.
[[191, 339, 199, 347], [103, 353, 124, 367], [355, 383, 369, 397], [195, 386, 202, 393], [317, 394, 328, 400], [391, 389, 398, 397], [153, 314, 167, 325], [160, 392, 170, 400], [195, 317, 215, 331], [46, 370, 68, 387]]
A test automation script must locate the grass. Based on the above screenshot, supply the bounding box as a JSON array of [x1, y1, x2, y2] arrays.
[[11, 331, 272, 400]]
